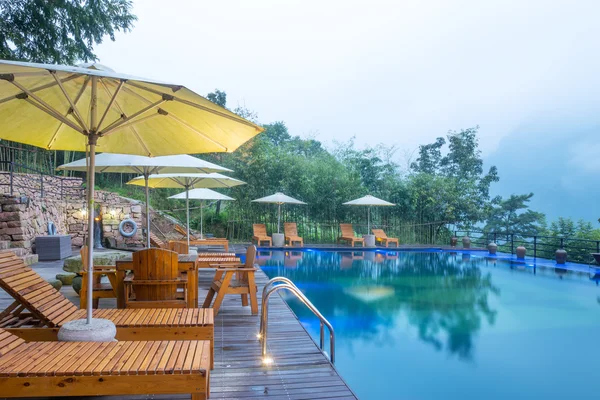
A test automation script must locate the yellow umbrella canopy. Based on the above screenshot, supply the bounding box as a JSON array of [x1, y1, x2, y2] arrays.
[[0, 60, 263, 325]]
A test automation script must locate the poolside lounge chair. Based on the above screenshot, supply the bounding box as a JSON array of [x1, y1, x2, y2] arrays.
[[0, 252, 214, 368], [203, 245, 258, 316], [338, 224, 365, 247], [0, 328, 210, 399], [372, 228, 399, 247], [252, 224, 272, 246], [124, 248, 190, 308], [284, 222, 304, 247]]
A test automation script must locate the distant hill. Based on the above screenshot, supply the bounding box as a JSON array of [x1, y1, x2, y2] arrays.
[[485, 117, 600, 225]]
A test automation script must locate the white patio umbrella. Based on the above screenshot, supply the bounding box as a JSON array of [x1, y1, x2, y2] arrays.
[[169, 188, 234, 239], [0, 60, 262, 325], [252, 192, 306, 233], [57, 153, 231, 247], [128, 173, 245, 245], [343, 195, 395, 232]]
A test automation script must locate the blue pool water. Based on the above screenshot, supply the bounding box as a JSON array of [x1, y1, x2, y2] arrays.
[[258, 249, 600, 400]]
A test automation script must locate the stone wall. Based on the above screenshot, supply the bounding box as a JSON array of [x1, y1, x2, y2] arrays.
[[0, 172, 84, 201], [66, 190, 144, 249], [0, 190, 145, 254]]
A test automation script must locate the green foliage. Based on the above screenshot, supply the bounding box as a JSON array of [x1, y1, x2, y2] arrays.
[[206, 89, 227, 108], [484, 193, 546, 236], [410, 127, 499, 229], [0, 0, 136, 64]]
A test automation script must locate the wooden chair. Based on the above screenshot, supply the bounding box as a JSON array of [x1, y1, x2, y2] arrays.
[[124, 248, 189, 308], [252, 224, 272, 246], [338, 223, 365, 247], [372, 228, 399, 247], [203, 245, 258, 316], [79, 246, 118, 309], [168, 240, 190, 254], [150, 231, 167, 248], [284, 222, 304, 247], [0, 328, 210, 399], [0, 252, 214, 368]]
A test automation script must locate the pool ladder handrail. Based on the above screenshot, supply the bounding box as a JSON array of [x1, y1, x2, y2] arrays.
[[259, 277, 335, 364]]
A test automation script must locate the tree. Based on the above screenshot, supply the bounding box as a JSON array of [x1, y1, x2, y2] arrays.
[[484, 193, 545, 236], [206, 89, 227, 108], [0, 0, 136, 64]]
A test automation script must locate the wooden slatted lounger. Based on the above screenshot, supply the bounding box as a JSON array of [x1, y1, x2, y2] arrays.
[[338, 224, 365, 247], [0, 252, 214, 369], [0, 328, 210, 399], [371, 228, 399, 247]]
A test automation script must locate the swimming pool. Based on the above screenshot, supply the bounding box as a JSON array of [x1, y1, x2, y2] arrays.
[[257, 249, 600, 400]]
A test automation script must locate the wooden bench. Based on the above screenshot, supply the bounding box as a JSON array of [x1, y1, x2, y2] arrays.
[[196, 257, 241, 269], [79, 246, 118, 309], [189, 238, 229, 252], [0, 252, 214, 369], [0, 328, 210, 399]]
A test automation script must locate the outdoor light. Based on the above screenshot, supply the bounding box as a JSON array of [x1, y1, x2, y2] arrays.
[[110, 209, 116, 217], [262, 356, 274, 365], [256, 333, 262, 340]]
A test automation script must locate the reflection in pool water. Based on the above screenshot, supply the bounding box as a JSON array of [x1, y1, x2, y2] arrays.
[[258, 250, 600, 400]]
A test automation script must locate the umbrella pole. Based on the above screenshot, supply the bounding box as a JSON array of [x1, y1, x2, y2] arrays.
[[145, 173, 150, 248], [186, 187, 190, 247], [200, 200, 203, 239], [368, 206, 370, 233], [85, 78, 99, 325], [277, 203, 281, 234]]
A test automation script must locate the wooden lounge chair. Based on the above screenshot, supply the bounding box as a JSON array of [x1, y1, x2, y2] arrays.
[[284, 222, 304, 247], [124, 248, 190, 308], [203, 245, 258, 316], [0, 328, 210, 399], [79, 246, 118, 309], [372, 228, 399, 247], [0, 252, 214, 368], [252, 224, 272, 246], [338, 224, 365, 247]]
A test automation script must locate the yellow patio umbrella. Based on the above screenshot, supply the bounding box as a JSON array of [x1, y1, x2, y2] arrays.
[[0, 60, 263, 327]]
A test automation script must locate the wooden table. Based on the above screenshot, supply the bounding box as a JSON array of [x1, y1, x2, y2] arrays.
[[197, 252, 236, 258], [196, 257, 241, 269]]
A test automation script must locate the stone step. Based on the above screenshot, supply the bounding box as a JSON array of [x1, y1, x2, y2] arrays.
[[21, 254, 38, 266], [0, 241, 10, 250], [0, 248, 27, 257]]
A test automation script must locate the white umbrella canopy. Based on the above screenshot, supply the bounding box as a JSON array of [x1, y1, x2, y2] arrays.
[[128, 173, 245, 245], [343, 195, 395, 232], [57, 153, 232, 247], [169, 188, 234, 239], [0, 59, 262, 325], [252, 192, 307, 233]]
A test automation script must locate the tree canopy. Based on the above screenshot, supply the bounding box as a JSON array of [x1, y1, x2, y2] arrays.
[[0, 0, 136, 64]]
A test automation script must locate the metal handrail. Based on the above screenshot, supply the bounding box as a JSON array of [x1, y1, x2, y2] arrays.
[[259, 277, 335, 364]]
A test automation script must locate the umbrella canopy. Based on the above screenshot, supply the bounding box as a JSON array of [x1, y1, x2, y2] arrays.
[[252, 192, 307, 233], [128, 173, 245, 245], [0, 60, 262, 325], [343, 195, 395, 232], [169, 188, 234, 239], [57, 153, 231, 247]]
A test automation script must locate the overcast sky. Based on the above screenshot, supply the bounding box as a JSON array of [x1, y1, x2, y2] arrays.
[[95, 0, 600, 161]]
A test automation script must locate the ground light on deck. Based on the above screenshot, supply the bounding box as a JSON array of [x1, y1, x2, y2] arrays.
[[262, 356, 274, 365]]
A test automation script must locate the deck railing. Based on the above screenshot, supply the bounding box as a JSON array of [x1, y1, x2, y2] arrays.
[[454, 230, 600, 264]]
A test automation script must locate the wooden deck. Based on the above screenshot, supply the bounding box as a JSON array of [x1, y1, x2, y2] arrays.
[[0, 260, 357, 400]]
